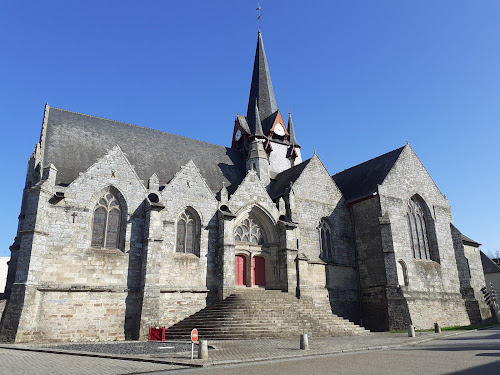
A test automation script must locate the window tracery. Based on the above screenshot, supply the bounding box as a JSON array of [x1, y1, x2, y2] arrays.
[[407, 196, 432, 260], [234, 218, 264, 244], [176, 209, 200, 256], [91, 192, 122, 249]]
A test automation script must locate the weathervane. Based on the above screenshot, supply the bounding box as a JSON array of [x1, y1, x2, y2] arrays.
[[256, 3, 262, 31]]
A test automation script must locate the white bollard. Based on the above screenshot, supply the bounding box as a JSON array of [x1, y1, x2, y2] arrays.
[[408, 324, 415, 337], [434, 322, 441, 333], [300, 333, 309, 350], [198, 340, 208, 359]]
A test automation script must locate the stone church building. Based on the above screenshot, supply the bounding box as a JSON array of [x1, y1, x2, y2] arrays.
[[0, 31, 492, 342]]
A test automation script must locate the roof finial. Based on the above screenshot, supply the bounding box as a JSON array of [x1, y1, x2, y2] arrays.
[[256, 3, 262, 32]]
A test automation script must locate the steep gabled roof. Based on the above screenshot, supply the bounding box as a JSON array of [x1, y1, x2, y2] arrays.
[[247, 32, 278, 125], [42, 107, 246, 192], [480, 251, 500, 274], [237, 115, 250, 134], [261, 110, 278, 134], [461, 233, 482, 247], [332, 146, 405, 203], [268, 158, 311, 199]]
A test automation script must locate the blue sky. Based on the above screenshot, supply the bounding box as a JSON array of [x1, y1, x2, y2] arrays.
[[1, 1, 499, 258]]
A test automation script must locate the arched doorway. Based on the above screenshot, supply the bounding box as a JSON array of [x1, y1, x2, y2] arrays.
[[235, 255, 247, 286], [234, 208, 278, 289], [253, 256, 266, 286]]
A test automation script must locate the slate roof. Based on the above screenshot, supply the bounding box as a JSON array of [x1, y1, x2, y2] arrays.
[[287, 112, 299, 147], [247, 99, 264, 137], [332, 146, 405, 203], [261, 111, 278, 134], [247, 32, 278, 125], [42, 107, 246, 193], [268, 158, 311, 200], [480, 251, 500, 274], [237, 115, 250, 134], [461, 233, 481, 247]]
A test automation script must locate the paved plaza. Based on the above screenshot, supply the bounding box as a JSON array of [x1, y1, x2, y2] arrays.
[[0, 327, 499, 374]]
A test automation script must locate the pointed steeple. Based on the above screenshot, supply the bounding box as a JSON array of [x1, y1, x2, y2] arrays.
[[247, 32, 278, 123], [287, 111, 299, 147], [247, 98, 264, 137]]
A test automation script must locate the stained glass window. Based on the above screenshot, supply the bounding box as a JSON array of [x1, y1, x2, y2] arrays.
[[176, 209, 199, 256], [91, 191, 122, 249], [407, 197, 431, 260]]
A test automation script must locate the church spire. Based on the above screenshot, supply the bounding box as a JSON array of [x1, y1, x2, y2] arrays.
[[247, 98, 264, 137], [287, 111, 299, 147], [247, 31, 278, 123]]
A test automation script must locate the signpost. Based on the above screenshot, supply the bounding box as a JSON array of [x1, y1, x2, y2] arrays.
[[190, 328, 198, 360]]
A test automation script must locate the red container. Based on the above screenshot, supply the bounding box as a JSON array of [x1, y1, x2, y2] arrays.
[[148, 326, 166, 341]]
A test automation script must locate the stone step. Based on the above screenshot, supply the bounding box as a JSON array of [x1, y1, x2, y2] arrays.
[[168, 319, 357, 329], [164, 289, 369, 339]]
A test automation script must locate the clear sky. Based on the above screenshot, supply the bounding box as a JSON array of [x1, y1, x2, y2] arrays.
[[1, 1, 499, 258]]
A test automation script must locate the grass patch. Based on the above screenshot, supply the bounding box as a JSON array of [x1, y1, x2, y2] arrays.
[[441, 322, 499, 331]]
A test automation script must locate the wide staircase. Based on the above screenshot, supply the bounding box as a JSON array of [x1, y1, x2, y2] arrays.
[[164, 289, 370, 340]]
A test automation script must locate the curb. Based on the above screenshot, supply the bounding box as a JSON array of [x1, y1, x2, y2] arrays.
[[0, 345, 204, 368]]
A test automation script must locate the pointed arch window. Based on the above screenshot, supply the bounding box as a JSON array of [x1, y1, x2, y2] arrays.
[[235, 218, 264, 244], [397, 260, 409, 286], [91, 192, 122, 249], [407, 196, 434, 260], [176, 209, 200, 256], [319, 219, 333, 261]]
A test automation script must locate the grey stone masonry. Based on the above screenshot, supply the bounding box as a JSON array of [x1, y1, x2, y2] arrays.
[[1, 30, 491, 343]]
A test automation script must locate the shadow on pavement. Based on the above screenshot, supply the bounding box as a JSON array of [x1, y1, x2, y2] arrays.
[[448, 359, 500, 375]]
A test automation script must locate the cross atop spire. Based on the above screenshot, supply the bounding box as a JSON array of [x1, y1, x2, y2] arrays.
[[256, 4, 262, 31], [247, 31, 278, 125]]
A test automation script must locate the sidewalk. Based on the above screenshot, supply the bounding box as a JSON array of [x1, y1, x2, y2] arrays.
[[0, 330, 479, 368]]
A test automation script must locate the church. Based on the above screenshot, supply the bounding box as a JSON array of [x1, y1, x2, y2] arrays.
[[0, 29, 492, 342]]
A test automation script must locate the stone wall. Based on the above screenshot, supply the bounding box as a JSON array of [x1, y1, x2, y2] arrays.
[[351, 197, 389, 331], [378, 145, 472, 329], [16, 290, 128, 342], [159, 291, 208, 327], [462, 242, 492, 321], [291, 155, 359, 322]]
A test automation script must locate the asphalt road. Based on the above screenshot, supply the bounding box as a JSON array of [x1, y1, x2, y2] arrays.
[[161, 327, 500, 375]]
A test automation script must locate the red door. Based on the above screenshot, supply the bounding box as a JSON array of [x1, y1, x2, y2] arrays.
[[253, 256, 266, 286], [235, 255, 246, 286]]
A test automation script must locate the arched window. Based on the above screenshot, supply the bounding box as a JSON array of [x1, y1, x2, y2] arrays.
[[234, 218, 264, 244], [91, 192, 122, 249], [407, 196, 434, 260], [319, 219, 333, 260], [397, 260, 409, 286], [176, 209, 200, 256]]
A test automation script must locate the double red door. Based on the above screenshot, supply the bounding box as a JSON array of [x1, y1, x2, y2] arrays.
[[235, 255, 266, 286]]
